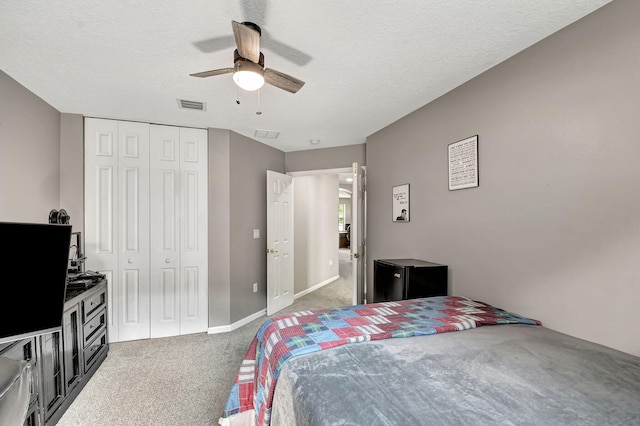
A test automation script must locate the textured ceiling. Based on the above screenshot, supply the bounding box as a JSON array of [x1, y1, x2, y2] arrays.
[[0, 0, 611, 152]]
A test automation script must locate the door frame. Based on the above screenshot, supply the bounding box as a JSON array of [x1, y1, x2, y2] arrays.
[[287, 166, 366, 305]]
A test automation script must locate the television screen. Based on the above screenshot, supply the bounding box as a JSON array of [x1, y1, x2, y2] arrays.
[[0, 222, 72, 345]]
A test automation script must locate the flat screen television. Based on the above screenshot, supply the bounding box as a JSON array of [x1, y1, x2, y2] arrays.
[[0, 222, 72, 345]]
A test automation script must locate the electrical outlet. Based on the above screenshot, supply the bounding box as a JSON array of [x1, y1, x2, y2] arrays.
[[329, 259, 334, 266], [253, 283, 258, 293]]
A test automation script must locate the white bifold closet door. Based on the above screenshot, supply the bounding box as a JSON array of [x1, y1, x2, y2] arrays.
[[84, 118, 208, 343], [149, 124, 208, 338]]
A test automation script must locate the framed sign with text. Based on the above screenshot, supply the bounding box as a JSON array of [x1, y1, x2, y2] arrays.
[[392, 184, 410, 222], [448, 135, 479, 190]]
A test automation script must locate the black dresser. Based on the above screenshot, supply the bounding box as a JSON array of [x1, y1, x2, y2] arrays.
[[373, 259, 448, 302]]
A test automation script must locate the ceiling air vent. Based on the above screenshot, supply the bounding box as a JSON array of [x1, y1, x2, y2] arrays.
[[177, 99, 206, 111], [254, 129, 280, 139]]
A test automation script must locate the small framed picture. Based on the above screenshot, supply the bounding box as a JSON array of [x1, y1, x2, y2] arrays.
[[392, 184, 410, 222]]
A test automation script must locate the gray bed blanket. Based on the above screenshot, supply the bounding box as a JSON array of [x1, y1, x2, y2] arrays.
[[271, 324, 640, 425]]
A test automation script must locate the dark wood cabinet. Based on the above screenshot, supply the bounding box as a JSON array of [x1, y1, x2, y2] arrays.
[[1, 279, 109, 426], [373, 259, 448, 302], [39, 331, 65, 421], [62, 304, 82, 396], [45, 279, 109, 425]]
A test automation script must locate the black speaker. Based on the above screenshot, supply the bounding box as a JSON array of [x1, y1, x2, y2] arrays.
[[49, 209, 70, 224]]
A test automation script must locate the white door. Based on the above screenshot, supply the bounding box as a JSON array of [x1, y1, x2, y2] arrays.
[[149, 124, 181, 338], [149, 125, 208, 338], [84, 118, 119, 340], [116, 120, 151, 342], [177, 127, 208, 334], [266, 170, 294, 315], [351, 163, 366, 304], [86, 118, 151, 343]]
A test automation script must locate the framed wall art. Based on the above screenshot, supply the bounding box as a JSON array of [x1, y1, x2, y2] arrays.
[[392, 184, 410, 222], [448, 135, 479, 191]]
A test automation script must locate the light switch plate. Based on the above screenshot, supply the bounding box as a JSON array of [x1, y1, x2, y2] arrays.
[[253, 229, 260, 239]]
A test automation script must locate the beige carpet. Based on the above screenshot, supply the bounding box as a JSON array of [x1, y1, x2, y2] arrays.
[[57, 249, 353, 426]]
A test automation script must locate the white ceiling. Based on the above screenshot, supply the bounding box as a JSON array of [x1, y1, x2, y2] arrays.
[[0, 0, 610, 153]]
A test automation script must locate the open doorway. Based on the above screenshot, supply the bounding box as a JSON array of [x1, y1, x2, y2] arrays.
[[288, 168, 358, 308]]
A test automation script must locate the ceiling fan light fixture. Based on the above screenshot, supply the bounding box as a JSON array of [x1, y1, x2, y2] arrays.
[[233, 61, 264, 91]]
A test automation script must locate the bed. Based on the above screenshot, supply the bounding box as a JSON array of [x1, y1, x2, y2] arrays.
[[219, 296, 640, 426]]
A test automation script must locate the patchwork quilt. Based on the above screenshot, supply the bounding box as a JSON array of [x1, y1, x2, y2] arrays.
[[218, 296, 541, 426]]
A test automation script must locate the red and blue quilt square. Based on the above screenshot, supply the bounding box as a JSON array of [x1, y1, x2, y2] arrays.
[[284, 335, 314, 350], [333, 327, 364, 339], [353, 307, 378, 316], [301, 322, 328, 333], [344, 316, 371, 326], [278, 325, 306, 338]]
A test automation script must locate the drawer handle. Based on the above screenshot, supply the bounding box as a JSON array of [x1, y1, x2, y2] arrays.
[[393, 273, 401, 278]]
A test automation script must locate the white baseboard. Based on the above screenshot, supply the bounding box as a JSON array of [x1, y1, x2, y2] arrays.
[[207, 275, 340, 334], [207, 308, 267, 334], [294, 275, 340, 299]]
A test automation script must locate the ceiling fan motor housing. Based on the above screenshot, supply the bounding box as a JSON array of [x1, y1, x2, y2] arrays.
[[241, 21, 261, 36], [234, 60, 264, 76], [234, 49, 264, 67]]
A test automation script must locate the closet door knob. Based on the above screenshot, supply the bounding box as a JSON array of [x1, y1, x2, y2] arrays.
[[128, 258, 133, 264], [165, 258, 171, 263]]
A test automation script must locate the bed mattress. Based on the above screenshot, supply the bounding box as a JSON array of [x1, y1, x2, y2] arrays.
[[271, 324, 640, 425]]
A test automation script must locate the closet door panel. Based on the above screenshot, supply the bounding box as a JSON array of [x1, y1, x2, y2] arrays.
[[179, 128, 208, 334], [84, 118, 120, 341], [116, 120, 150, 342], [150, 125, 181, 338]]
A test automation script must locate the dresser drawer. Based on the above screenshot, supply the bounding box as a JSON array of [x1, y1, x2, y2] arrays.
[[84, 331, 107, 373], [82, 286, 106, 322], [83, 308, 107, 346]]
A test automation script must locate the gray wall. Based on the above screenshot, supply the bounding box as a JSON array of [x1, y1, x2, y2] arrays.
[[208, 129, 232, 327], [59, 113, 84, 232], [0, 70, 61, 222], [230, 130, 286, 322], [293, 175, 340, 294], [366, 0, 640, 357], [208, 130, 286, 325], [285, 143, 366, 172]]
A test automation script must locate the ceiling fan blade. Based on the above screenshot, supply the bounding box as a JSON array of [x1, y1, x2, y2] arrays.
[[189, 68, 234, 78], [264, 68, 305, 94], [232, 20, 261, 63]]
